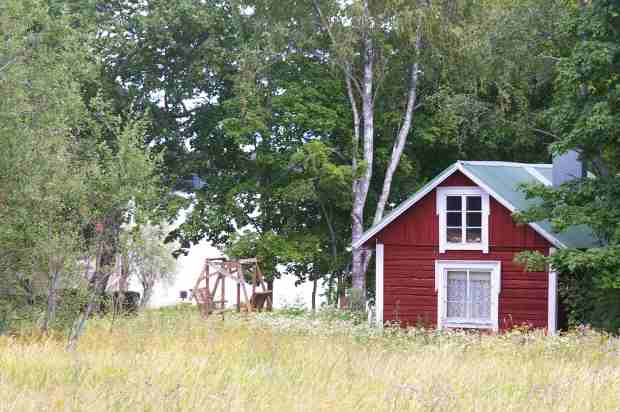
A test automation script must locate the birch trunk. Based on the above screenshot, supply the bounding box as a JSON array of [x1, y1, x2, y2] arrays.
[[373, 26, 423, 225], [355, 8, 425, 289], [350, 0, 374, 292], [316, 0, 426, 296]]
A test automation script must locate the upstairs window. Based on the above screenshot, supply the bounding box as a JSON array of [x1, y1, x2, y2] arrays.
[[437, 187, 489, 253]]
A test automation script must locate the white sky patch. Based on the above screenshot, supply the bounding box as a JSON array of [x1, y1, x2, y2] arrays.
[[240, 5, 255, 16]]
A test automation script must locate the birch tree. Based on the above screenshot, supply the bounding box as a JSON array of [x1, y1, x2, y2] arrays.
[[310, 0, 429, 291], [125, 224, 178, 308]]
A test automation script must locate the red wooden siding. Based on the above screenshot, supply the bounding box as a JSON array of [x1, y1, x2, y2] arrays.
[[374, 171, 551, 330]]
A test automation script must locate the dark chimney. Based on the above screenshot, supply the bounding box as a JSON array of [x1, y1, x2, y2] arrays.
[[552, 150, 584, 186]]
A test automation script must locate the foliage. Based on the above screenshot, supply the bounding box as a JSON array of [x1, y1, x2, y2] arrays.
[[123, 224, 178, 307], [516, 0, 620, 330], [95, 0, 565, 300], [3, 0, 617, 335], [0, 289, 91, 336], [0, 0, 163, 339], [0, 0, 88, 281]]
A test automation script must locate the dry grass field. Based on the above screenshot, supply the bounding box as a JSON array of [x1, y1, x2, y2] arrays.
[[1, 305, 619, 412]]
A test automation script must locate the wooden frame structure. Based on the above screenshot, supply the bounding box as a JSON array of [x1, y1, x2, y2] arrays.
[[192, 257, 272, 317]]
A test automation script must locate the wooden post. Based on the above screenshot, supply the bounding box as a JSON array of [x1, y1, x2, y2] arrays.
[[205, 263, 211, 316], [212, 275, 221, 306], [236, 282, 241, 312], [239, 262, 252, 312], [221, 268, 225, 309], [251, 265, 256, 305]]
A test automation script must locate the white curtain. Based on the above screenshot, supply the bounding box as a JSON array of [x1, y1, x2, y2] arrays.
[[470, 272, 491, 320], [447, 271, 467, 318], [446, 270, 491, 320]]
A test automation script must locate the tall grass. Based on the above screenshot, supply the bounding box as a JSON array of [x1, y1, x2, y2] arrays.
[[1, 306, 619, 411]]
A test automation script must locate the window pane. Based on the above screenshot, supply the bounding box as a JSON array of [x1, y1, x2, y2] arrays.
[[446, 196, 462, 211], [470, 272, 491, 320], [447, 212, 462, 227], [447, 271, 467, 318], [466, 196, 482, 211], [466, 228, 482, 243], [447, 228, 462, 243], [466, 212, 481, 227]]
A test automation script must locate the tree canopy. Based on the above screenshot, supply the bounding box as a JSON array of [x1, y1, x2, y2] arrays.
[[1, 0, 619, 332]]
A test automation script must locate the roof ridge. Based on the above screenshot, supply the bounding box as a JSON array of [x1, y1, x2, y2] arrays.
[[459, 160, 552, 168]]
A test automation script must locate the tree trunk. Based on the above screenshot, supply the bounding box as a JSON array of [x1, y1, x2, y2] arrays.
[[266, 278, 273, 310], [67, 214, 120, 350], [311, 278, 318, 312], [317, 192, 339, 307], [140, 282, 153, 308], [351, 0, 374, 294], [42, 268, 61, 333], [119, 251, 130, 291], [15, 273, 34, 305], [354, 4, 425, 294], [373, 62, 421, 225], [337, 272, 347, 309], [111, 252, 130, 318], [327, 273, 335, 305], [67, 272, 107, 351]]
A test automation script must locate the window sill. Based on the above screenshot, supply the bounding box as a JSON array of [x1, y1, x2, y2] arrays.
[[443, 320, 493, 330], [441, 243, 488, 252]]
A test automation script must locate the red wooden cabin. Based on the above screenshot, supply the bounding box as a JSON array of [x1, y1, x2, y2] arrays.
[[354, 159, 595, 333]]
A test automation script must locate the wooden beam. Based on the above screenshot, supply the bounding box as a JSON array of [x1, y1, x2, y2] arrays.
[[221, 270, 225, 309]]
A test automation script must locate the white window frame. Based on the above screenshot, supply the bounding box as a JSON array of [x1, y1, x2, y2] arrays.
[[435, 260, 501, 331], [436, 186, 490, 253]]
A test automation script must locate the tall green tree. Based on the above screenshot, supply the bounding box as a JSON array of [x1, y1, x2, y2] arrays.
[[0, 0, 162, 339], [0, 0, 94, 331], [95, 0, 570, 305], [517, 0, 620, 329]]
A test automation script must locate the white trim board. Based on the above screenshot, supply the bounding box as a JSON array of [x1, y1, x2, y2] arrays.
[[548, 247, 558, 335], [525, 166, 552, 186], [375, 243, 384, 327], [352, 161, 566, 250]]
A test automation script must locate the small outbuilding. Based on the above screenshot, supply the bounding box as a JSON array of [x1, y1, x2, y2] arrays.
[[354, 157, 596, 334]]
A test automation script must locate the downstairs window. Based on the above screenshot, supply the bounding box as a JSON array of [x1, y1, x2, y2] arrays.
[[435, 260, 501, 331]]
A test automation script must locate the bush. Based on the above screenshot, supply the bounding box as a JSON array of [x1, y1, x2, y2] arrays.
[[276, 302, 307, 317], [100, 291, 141, 315], [345, 287, 365, 312], [559, 271, 620, 334]]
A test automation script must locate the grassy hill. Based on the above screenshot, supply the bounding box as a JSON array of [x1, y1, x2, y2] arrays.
[[1, 306, 619, 411]]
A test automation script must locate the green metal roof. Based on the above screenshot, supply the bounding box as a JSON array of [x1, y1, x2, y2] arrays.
[[460, 162, 598, 249], [353, 161, 598, 249]]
